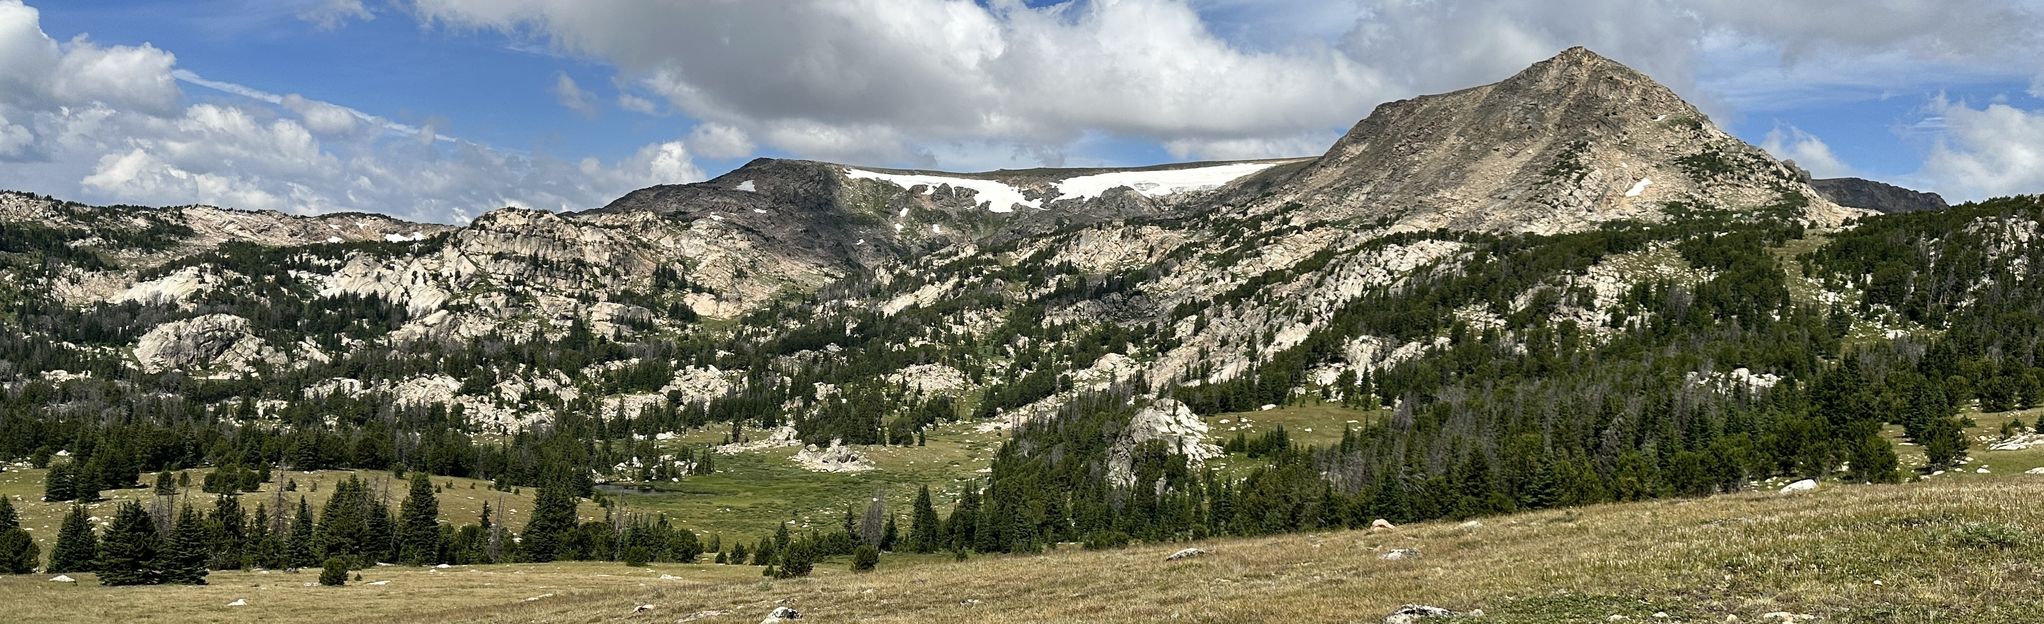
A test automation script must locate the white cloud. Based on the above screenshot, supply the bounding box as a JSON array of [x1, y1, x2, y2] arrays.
[[414, 0, 1388, 167], [1920, 98, 2044, 201], [406, 0, 2044, 172], [686, 123, 754, 160], [281, 93, 359, 135], [299, 0, 374, 31], [551, 72, 597, 118], [617, 92, 658, 116], [1760, 125, 1853, 179], [0, 1, 703, 222]]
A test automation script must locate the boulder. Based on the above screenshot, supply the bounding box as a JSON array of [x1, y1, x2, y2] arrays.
[[793, 439, 874, 473], [48, 574, 74, 583], [1778, 479, 1818, 494], [1380, 548, 1422, 561], [762, 606, 802, 623], [132, 314, 285, 374], [227, 599, 248, 607], [1371, 518, 1398, 531], [1385, 605, 1460, 624], [1165, 547, 1210, 561], [1107, 399, 1223, 487]]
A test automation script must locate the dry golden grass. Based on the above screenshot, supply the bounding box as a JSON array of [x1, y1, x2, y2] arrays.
[[7, 477, 2040, 623]]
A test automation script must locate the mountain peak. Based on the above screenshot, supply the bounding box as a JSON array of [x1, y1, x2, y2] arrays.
[[1247, 46, 1860, 234]]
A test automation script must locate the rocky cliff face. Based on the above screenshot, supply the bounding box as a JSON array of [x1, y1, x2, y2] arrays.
[[1810, 177, 1949, 214]]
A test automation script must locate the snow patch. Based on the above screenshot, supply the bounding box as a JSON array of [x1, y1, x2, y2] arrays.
[[845, 167, 1037, 213], [1054, 162, 1279, 201], [735, 180, 756, 192], [1624, 177, 1653, 197]]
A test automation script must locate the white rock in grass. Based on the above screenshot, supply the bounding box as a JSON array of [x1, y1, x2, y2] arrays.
[[227, 599, 247, 607], [1371, 518, 1398, 531], [2026, 467, 2044, 475], [48, 575, 74, 583], [1165, 547, 1209, 561], [1384, 604, 1459, 623], [1779, 479, 1818, 494], [1380, 548, 1422, 561], [761, 606, 802, 623]]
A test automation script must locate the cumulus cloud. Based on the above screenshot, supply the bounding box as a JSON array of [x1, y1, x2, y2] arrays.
[[415, 0, 1389, 164], [408, 0, 2044, 172], [281, 93, 360, 136], [1760, 125, 1853, 179], [551, 72, 597, 118], [0, 0, 704, 223], [686, 123, 754, 160], [1920, 98, 2044, 201]]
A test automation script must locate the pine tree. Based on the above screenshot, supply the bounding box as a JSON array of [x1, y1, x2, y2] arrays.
[[289, 497, 317, 568], [162, 503, 210, 585], [153, 470, 175, 496], [0, 498, 38, 573], [365, 496, 396, 564], [1924, 417, 1971, 471], [97, 501, 163, 586], [42, 462, 74, 502], [522, 484, 576, 563], [908, 485, 940, 553], [398, 472, 440, 565], [47, 505, 98, 573], [773, 538, 814, 578], [209, 494, 247, 570], [881, 513, 899, 552]]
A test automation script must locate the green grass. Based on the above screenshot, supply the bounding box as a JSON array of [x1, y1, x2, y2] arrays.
[[599, 419, 1002, 541], [1204, 401, 1381, 449]]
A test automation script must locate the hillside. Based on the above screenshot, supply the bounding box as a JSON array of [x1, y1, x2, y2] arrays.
[[2, 45, 2044, 621]]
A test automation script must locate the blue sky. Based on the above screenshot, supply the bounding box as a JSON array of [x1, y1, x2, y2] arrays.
[[3, 0, 2042, 223]]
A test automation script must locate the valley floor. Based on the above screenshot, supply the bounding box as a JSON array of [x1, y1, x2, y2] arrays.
[[6, 477, 2044, 623]]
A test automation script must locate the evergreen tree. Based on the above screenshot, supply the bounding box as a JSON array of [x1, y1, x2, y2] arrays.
[[316, 477, 374, 565], [0, 498, 38, 573], [908, 485, 940, 553], [1923, 417, 1971, 471], [47, 505, 98, 573], [163, 503, 210, 585], [881, 513, 899, 552], [208, 494, 248, 570], [521, 484, 577, 563], [153, 470, 175, 496], [42, 462, 74, 502], [97, 501, 163, 586], [289, 497, 318, 568], [364, 497, 396, 564], [772, 538, 814, 578], [398, 472, 440, 565]]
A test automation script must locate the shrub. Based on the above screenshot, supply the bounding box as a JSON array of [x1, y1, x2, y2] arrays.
[[319, 558, 349, 586], [851, 545, 879, 572]]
